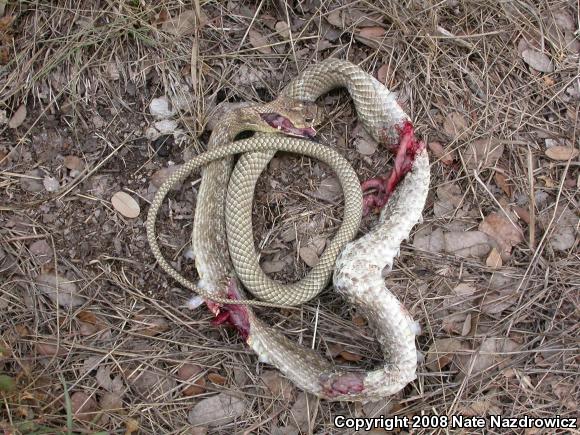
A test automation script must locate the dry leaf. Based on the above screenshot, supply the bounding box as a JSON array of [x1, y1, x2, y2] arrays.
[[260, 370, 294, 400], [310, 176, 342, 201], [444, 283, 476, 312], [425, 338, 465, 371], [549, 377, 577, 411], [77, 310, 97, 324], [413, 227, 445, 253], [36, 342, 66, 357], [274, 21, 290, 38], [486, 248, 503, 268], [111, 191, 140, 218], [248, 29, 272, 54], [459, 391, 502, 416], [128, 368, 176, 398], [70, 392, 98, 422], [125, 418, 139, 434], [461, 313, 472, 336], [100, 391, 124, 412], [178, 364, 206, 396], [270, 426, 299, 435], [437, 184, 463, 207], [494, 171, 512, 196], [376, 64, 390, 84], [36, 273, 84, 307], [288, 392, 317, 432], [540, 206, 578, 251], [20, 169, 44, 193], [457, 337, 520, 376], [442, 312, 469, 335], [443, 112, 469, 139], [444, 231, 491, 258], [453, 283, 476, 296], [521, 49, 554, 73], [207, 372, 227, 385], [463, 137, 504, 169], [512, 206, 531, 224], [479, 212, 523, 255], [262, 260, 285, 274], [358, 26, 386, 39], [134, 315, 169, 337], [481, 290, 518, 314], [96, 366, 124, 393], [8, 104, 26, 129], [428, 142, 455, 165], [339, 350, 363, 362], [352, 314, 366, 327], [188, 394, 246, 426], [63, 155, 84, 171], [151, 165, 184, 190], [161, 10, 206, 37], [326, 10, 342, 27], [299, 246, 319, 267], [29, 240, 52, 264], [545, 146, 579, 161]]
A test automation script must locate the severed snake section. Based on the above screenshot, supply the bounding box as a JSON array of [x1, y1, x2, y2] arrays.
[[147, 59, 430, 401]]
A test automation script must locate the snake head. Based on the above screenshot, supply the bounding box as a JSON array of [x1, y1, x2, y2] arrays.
[[258, 98, 319, 139], [260, 112, 316, 138]]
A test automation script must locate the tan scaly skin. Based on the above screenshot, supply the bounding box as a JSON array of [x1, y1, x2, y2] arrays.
[[147, 59, 430, 402]]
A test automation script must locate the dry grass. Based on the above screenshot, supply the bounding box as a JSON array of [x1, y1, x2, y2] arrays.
[[0, 0, 578, 434]]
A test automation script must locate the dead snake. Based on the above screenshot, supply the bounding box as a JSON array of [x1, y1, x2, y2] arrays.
[[147, 59, 430, 401]]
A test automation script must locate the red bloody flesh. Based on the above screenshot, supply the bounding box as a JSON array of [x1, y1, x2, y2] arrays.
[[320, 372, 365, 397], [260, 113, 316, 138], [362, 121, 425, 215], [209, 279, 251, 340]]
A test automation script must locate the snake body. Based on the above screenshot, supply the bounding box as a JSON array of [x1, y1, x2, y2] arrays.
[[147, 59, 430, 401]]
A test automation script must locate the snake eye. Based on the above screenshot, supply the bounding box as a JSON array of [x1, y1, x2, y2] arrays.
[[305, 117, 314, 123]]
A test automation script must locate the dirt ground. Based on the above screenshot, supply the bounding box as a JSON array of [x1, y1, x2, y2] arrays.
[[0, 1, 578, 434]]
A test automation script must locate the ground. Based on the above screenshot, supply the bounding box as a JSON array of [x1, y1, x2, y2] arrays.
[[0, 1, 578, 434]]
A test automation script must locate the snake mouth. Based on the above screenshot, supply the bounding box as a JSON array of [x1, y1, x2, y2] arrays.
[[261, 113, 316, 138]]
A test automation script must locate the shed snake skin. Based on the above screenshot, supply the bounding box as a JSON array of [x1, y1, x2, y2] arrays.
[[147, 59, 430, 401]]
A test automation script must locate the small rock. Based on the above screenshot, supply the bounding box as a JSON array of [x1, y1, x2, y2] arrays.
[[154, 119, 178, 135], [111, 191, 140, 218], [43, 176, 59, 192], [355, 137, 377, 155], [149, 96, 175, 119]]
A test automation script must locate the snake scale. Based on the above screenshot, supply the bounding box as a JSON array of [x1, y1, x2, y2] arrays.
[[147, 59, 430, 401]]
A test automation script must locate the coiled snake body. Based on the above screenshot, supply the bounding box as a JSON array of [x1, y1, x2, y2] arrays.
[[147, 59, 430, 402]]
